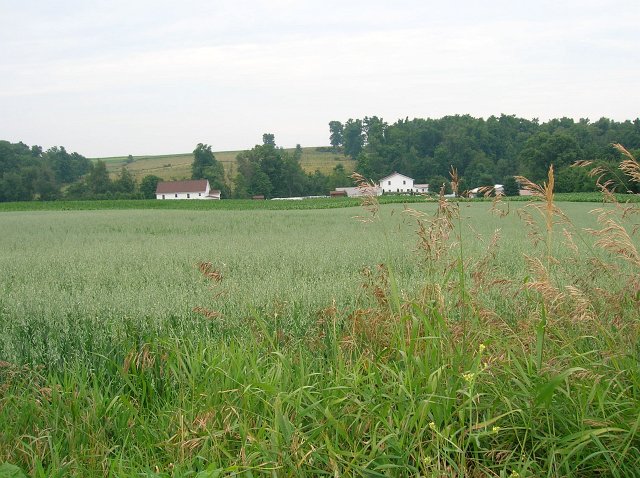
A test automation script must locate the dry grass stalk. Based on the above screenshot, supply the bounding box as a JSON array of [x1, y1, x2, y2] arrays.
[[351, 172, 380, 222], [613, 143, 640, 185], [561, 228, 580, 256], [586, 218, 640, 268], [194, 261, 226, 319], [123, 343, 156, 373], [490, 192, 510, 217], [405, 185, 458, 269], [197, 261, 223, 283], [449, 166, 460, 197], [572, 160, 614, 197], [515, 166, 570, 267], [342, 307, 395, 354], [469, 229, 506, 295], [581, 144, 640, 274], [522, 255, 564, 308], [563, 286, 595, 322], [361, 264, 390, 307], [192, 306, 223, 319]]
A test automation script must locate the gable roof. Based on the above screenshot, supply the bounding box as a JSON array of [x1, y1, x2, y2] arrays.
[[379, 172, 414, 182], [156, 179, 209, 194]]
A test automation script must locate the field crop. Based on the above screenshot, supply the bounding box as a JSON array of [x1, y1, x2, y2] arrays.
[[1, 178, 639, 476], [1, 192, 638, 214]]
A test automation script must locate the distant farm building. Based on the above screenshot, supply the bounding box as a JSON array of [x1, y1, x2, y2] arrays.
[[379, 172, 429, 194], [332, 172, 429, 197], [155, 179, 220, 200], [468, 184, 505, 198], [335, 186, 382, 198]]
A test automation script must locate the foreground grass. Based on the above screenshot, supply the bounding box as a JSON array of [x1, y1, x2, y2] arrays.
[[3, 319, 638, 477], [0, 193, 639, 476]]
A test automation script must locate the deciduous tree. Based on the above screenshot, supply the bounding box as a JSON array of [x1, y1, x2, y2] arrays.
[[140, 175, 162, 199], [343, 119, 364, 159], [328, 121, 343, 151]]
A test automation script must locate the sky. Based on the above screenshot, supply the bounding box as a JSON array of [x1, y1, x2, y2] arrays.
[[1, 0, 638, 157]]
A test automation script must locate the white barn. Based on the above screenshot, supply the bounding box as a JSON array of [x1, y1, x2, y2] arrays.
[[155, 179, 221, 200], [378, 172, 429, 194]]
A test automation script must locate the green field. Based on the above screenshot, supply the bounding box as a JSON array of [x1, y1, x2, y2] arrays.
[[1, 196, 639, 476], [1, 193, 638, 214], [96, 147, 356, 181]]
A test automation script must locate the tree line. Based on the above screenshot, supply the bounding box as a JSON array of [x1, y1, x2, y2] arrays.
[[0, 140, 166, 201], [0, 141, 91, 201], [181, 138, 352, 199], [329, 115, 640, 193], [2, 114, 639, 202], [0, 136, 351, 202]]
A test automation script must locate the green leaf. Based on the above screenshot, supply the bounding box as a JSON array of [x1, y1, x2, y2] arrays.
[[535, 367, 585, 406], [0, 464, 28, 478]]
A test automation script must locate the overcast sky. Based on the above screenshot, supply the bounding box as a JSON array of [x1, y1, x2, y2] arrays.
[[1, 0, 638, 157]]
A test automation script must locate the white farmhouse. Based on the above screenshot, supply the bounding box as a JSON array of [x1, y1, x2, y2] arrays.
[[379, 172, 413, 193], [331, 172, 429, 197], [155, 179, 221, 200], [378, 172, 429, 194]]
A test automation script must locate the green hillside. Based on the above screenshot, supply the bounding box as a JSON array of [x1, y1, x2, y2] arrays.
[[95, 147, 356, 181]]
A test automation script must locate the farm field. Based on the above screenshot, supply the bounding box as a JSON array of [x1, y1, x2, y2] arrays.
[[97, 147, 356, 181], [1, 192, 638, 214], [0, 198, 639, 476]]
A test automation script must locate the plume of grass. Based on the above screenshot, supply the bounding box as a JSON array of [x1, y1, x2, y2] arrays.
[[583, 145, 640, 298], [514, 166, 565, 371], [350, 172, 402, 316], [614, 143, 640, 186], [515, 165, 568, 268]]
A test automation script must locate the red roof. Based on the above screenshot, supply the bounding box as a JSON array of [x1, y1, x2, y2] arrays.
[[156, 180, 209, 194]]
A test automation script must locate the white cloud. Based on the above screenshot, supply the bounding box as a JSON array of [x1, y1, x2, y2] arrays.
[[1, 0, 638, 156]]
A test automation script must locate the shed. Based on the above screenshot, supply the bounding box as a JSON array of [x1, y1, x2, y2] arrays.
[[155, 179, 219, 200]]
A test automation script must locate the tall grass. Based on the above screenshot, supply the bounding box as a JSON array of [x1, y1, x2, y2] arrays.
[[0, 150, 639, 476]]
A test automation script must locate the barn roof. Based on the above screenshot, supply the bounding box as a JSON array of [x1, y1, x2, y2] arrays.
[[379, 172, 414, 182], [156, 179, 209, 194]]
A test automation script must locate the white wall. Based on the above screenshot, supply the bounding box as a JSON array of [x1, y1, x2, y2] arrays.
[[380, 173, 414, 193], [156, 191, 208, 200]]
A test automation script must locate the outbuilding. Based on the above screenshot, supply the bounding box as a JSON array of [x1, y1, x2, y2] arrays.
[[155, 179, 220, 200]]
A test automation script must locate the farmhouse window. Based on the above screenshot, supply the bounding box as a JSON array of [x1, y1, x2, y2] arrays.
[[162, 194, 165, 199], [403, 180, 406, 185], [175, 194, 178, 198], [187, 194, 190, 198], [388, 181, 391, 185], [199, 193, 201, 197]]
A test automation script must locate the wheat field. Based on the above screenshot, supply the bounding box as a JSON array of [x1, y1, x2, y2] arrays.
[[1, 173, 639, 476]]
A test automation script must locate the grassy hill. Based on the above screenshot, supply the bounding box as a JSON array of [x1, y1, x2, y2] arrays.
[[95, 147, 356, 181]]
